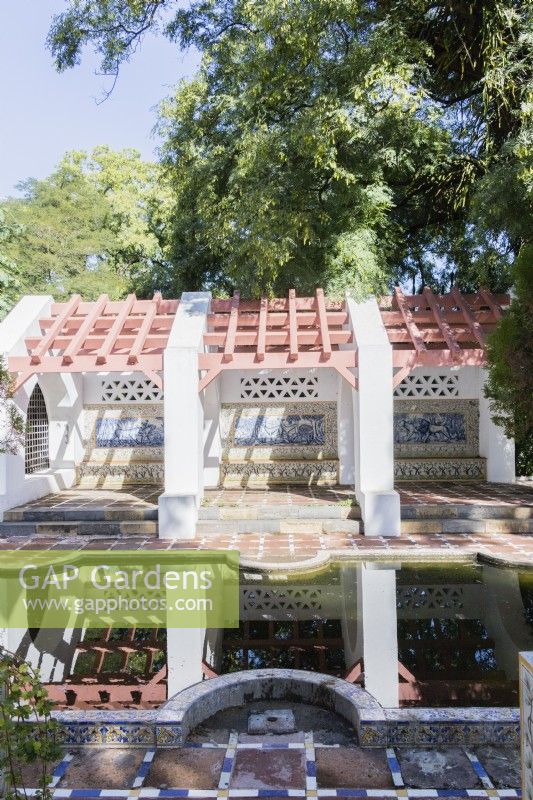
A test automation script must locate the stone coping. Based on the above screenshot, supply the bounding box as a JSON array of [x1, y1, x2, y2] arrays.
[[49, 669, 519, 749]]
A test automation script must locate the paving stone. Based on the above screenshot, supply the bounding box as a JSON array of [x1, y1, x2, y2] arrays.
[[248, 708, 296, 734], [59, 747, 145, 789], [475, 745, 521, 788], [396, 747, 480, 789], [145, 748, 225, 789], [316, 747, 394, 789], [230, 748, 306, 790]]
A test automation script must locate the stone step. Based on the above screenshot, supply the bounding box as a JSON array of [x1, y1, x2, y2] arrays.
[[401, 503, 533, 521], [198, 504, 361, 521], [401, 518, 533, 534], [196, 518, 363, 535], [4, 507, 158, 522], [0, 520, 158, 537]]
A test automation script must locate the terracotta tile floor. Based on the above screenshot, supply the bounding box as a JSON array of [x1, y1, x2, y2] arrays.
[[2, 530, 532, 566], [9, 480, 532, 512]]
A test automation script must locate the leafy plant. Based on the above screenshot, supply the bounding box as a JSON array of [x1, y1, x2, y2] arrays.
[[0, 358, 24, 455], [0, 649, 61, 800], [485, 245, 533, 476]]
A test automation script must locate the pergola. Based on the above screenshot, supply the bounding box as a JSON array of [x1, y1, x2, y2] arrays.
[[8, 287, 508, 392], [384, 287, 509, 387], [9, 293, 178, 391]]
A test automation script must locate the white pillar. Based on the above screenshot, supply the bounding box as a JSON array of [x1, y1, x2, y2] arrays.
[[166, 627, 205, 696], [203, 376, 222, 488], [358, 563, 399, 707], [478, 368, 515, 482], [158, 292, 211, 539], [347, 297, 400, 536], [337, 376, 355, 485]]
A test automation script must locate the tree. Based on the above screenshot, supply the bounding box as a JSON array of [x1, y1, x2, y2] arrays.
[[46, 0, 532, 296], [485, 245, 533, 475], [0, 147, 169, 313]]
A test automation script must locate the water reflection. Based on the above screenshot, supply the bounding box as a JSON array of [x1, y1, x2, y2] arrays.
[[223, 561, 533, 708], [7, 560, 533, 709]]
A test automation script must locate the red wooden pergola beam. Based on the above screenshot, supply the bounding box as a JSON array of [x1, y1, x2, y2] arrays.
[[62, 294, 109, 365], [207, 310, 349, 328], [30, 294, 81, 365], [96, 293, 137, 364], [479, 287, 503, 319], [393, 286, 427, 352], [316, 288, 332, 357], [211, 297, 344, 313], [422, 286, 461, 356], [391, 348, 486, 369], [223, 291, 240, 363], [288, 289, 298, 360], [451, 287, 486, 346], [127, 294, 161, 365], [256, 297, 268, 362], [203, 330, 352, 347]]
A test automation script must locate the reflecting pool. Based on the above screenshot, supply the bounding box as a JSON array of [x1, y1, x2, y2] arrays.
[[222, 560, 533, 707]]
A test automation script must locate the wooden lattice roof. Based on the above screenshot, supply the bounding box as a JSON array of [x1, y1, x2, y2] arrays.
[[8, 287, 509, 392]]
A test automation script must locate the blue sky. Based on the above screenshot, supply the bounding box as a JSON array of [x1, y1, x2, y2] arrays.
[[0, 0, 200, 198]]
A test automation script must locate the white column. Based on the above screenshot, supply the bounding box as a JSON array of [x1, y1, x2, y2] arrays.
[[347, 296, 400, 536], [166, 627, 205, 696], [203, 376, 222, 488], [358, 563, 399, 708], [478, 368, 515, 482], [158, 292, 211, 539], [337, 376, 355, 485]]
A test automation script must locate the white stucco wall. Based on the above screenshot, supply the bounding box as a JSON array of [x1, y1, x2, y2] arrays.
[[0, 297, 84, 518]]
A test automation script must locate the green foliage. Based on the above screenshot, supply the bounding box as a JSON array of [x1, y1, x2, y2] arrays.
[[485, 245, 533, 475], [0, 357, 24, 455], [0, 649, 61, 799], [0, 147, 169, 315], [46, 0, 532, 296]]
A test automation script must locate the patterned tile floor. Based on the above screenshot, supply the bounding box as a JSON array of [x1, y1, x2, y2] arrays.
[[18, 736, 521, 798]]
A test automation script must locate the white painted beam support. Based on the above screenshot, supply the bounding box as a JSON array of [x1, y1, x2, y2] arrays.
[[159, 292, 211, 539], [478, 368, 516, 483], [347, 296, 400, 536]]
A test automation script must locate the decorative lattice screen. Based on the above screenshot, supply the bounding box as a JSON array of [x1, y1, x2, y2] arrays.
[[394, 373, 459, 398], [101, 377, 163, 403], [240, 375, 319, 400], [25, 384, 50, 474]]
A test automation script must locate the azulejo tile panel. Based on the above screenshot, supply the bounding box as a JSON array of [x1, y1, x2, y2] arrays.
[[221, 402, 337, 461], [395, 412, 466, 445], [83, 404, 164, 453], [77, 462, 164, 486], [394, 457, 486, 481], [520, 652, 533, 800], [234, 413, 325, 447], [96, 417, 164, 448], [220, 459, 339, 487], [393, 399, 479, 458]]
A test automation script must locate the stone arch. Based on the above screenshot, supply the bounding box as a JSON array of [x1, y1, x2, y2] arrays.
[[25, 383, 50, 474]]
